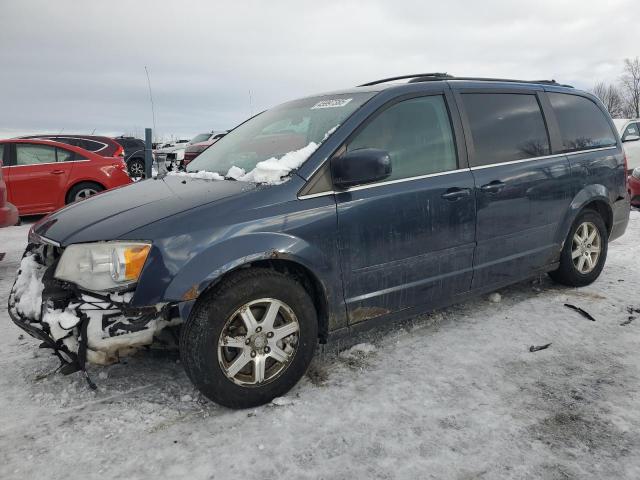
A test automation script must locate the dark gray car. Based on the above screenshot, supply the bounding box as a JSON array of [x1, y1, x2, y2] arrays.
[[9, 74, 630, 408]]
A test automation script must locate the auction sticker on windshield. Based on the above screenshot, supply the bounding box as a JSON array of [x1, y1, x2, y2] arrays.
[[311, 98, 352, 109]]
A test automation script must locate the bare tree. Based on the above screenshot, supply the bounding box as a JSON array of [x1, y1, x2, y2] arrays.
[[621, 57, 640, 118], [590, 81, 625, 118]]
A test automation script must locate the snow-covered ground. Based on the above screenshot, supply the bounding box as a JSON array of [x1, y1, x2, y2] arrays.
[[1, 214, 640, 479]]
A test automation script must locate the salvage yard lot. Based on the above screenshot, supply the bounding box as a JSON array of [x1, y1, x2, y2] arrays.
[[1, 213, 639, 480]]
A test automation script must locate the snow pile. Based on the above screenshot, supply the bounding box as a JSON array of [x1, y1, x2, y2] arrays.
[[270, 396, 295, 407], [42, 308, 80, 353], [235, 141, 319, 184], [488, 292, 502, 303], [225, 166, 245, 180], [12, 255, 45, 319], [339, 342, 377, 360]]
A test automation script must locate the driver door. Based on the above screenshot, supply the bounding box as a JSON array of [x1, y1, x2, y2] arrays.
[[334, 92, 476, 324]]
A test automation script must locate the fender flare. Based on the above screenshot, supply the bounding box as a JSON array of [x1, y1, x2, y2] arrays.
[[163, 232, 336, 304], [555, 184, 612, 246]]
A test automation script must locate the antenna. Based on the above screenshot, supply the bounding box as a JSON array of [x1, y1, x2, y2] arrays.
[[144, 66, 157, 136], [91, 128, 96, 135]]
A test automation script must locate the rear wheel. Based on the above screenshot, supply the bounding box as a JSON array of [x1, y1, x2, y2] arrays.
[[128, 158, 146, 179], [66, 182, 104, 204], [180, 269, 318, 409], [549, 210, 608, 287]]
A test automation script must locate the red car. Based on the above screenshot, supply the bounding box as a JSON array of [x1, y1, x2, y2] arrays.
[[0, 153, 18, 227], [0, 139, 132, 216], [629, 168, 640, 208]]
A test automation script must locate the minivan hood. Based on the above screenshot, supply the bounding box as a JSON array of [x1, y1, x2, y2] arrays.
[[32, 176, 256, 245]]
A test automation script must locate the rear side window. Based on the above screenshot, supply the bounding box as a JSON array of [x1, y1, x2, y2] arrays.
[[347, 95, 457, 180], [56, 147, 76, 162], [462, 93, 550, 167], [548, 93, 616, 153], [78, 139, 104, 152], [16, 144, 57, 165]]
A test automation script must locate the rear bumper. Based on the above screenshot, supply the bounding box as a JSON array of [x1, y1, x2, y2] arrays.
[[0, 201, 18, 227], [610, 194, 631, 242]]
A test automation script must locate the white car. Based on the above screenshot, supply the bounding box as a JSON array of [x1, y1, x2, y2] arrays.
[[613, 119, 640, 171], [154, 139, 191, 167]]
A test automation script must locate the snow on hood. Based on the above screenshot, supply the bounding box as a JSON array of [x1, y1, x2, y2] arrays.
[[169, 126, 339, 185]]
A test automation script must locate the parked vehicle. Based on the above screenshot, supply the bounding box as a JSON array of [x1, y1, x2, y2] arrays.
[[21, 134, 125, 159], [155, 139, 190, 169], [112, 136, 147, 179], [0, 148, 18, 227], [613, 119, 640, 172], [10, 74, 629, 409], [182, 131, 227, 168], [1, 139, 131, 215]]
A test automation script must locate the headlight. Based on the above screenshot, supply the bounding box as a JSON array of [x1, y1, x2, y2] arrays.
[[55, 242, 151, 292], [633, 167, 640, 180]]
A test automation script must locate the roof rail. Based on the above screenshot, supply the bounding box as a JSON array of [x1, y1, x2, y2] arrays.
[[358, 74, 573, 88], [358, 73, 452, 87]]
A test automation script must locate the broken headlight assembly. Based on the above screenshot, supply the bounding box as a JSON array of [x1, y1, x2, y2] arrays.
[[54, 241, 151, 292]]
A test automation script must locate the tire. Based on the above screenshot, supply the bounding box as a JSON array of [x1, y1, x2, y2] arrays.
[[548, 209, 608, 287], [66, 182, 104, 204], [128, 158, 146, 179], [180, 269, 318, 409]]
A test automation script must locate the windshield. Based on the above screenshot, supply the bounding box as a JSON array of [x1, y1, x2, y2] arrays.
[[190, 133, 211, 143], [186, 92, 374, 183]]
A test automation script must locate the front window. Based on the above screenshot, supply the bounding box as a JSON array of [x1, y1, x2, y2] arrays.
[[186, 92, 374, 182]]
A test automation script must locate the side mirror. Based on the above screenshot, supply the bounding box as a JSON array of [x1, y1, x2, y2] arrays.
[[623, 134, 640, 143], [331, 148, 392, 189]]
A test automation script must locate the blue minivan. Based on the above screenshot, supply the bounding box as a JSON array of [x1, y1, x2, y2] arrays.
[[9, 74, 630, 408]]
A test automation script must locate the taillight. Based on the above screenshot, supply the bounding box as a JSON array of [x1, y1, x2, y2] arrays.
[[115, 145, 125, 158], [111, 160, 127, 170]]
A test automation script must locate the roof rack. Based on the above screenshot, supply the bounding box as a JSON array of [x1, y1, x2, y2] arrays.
[[358, 74, 573, 88]]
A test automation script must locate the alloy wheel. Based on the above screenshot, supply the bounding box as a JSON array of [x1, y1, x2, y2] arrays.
[[74, 188, 98, 202], [571, 221, 601, 274], [130, 161, 145, 178], [217, 298, 300, 386]]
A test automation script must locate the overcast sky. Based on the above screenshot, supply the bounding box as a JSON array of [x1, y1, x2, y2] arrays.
[[1, 0, 638, 141]]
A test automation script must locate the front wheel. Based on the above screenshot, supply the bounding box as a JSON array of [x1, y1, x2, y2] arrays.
[[180, 269, 318, 408], [549, 210, 608, 287]]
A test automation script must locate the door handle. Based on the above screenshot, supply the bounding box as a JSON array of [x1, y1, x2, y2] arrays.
[[480, 180, 505, 194], [441, 187, 472, 201], [50, 170, 65, 175]]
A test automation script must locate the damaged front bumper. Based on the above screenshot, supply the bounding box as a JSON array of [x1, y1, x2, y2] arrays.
[[8, 242, 182, 378]]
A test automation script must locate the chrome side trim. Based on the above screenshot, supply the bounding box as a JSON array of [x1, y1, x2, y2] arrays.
[[5, 160, 91, 168], [298, 168, 469, 199], [297, 145, 619, 199], [345, 168, 469, 192], [469, 146, 618, 171]]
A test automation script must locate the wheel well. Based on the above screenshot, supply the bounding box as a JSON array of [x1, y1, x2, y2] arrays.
[[65, 180, 105, 204], [203, 259, 330, 342], [582, 200, 612, 234]]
